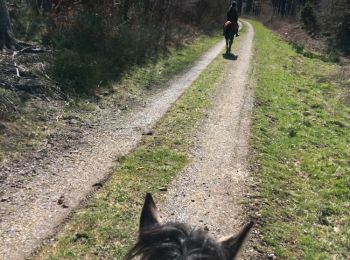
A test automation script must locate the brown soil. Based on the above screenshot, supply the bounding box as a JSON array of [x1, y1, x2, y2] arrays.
[[0, 50, 66, 165], [272, 21, 327, 53]]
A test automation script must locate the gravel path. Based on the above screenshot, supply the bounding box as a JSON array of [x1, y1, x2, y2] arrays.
[[160, 21, 256, 257], [0, 36, 227, 259]]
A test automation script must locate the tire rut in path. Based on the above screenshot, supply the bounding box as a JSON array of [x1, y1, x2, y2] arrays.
[[0, 37, 227, 259], [160, 21, 255, 257]]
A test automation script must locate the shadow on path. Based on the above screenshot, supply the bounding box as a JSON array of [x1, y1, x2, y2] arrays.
[[223, 53, 238, 60]]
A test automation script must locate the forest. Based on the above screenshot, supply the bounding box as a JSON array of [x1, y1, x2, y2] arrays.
[[1, 0, 228, 93], [1, 1, 349, 259], [0, 0, 349, 95]]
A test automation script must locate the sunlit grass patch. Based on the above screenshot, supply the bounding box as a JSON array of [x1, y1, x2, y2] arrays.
[[250, 20, 350, 259]]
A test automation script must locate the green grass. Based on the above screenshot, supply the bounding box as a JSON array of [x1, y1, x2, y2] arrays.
[[250, 21, 350, 259], [37, 28, 246, 259]]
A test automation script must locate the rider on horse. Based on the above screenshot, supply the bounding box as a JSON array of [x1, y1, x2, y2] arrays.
[[224, 1, 239, 37]]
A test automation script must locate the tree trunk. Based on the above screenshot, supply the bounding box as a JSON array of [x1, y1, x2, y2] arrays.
[[27, 0, 40, 15], [123, 0, 131, 21], [42, 0, 53, 12], [0, 0, 20, 50]]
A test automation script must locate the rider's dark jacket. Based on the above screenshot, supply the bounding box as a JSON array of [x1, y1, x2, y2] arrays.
[[227, 7, 238, 23]]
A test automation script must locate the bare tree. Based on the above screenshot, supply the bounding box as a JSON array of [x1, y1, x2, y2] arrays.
[[43, 0, 52, 12], [0, 0, 20, 50]]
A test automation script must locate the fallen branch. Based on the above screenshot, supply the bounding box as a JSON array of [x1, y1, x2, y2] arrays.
[[14, 62, 20, 77], [13, 46, 46, 57]]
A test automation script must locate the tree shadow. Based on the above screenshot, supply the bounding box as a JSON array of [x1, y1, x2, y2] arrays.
[[222, 53, 238, 60]]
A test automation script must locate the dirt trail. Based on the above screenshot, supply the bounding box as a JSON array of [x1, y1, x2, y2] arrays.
[[161, 21, 256, 257], [0, 37, 226, 259]]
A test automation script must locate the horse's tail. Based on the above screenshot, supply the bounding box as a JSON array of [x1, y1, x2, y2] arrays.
[[233, 22, 239, 34]]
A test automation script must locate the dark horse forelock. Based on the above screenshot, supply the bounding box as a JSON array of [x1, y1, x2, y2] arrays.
[[126, 223, 227, 260], [126, 193, 253, 260]]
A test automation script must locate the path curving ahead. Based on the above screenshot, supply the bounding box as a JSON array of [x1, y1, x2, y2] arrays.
[[161, 21, 256, 257]]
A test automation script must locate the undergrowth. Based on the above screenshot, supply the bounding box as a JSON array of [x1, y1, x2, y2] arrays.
[[52, 13, 221, 94], [53, 27, 222, 95], [250, 21, 350, 259]]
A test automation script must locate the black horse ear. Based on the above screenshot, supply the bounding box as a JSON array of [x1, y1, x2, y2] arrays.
[[220, 222, 254, 259], [140, 193, 160, 230]]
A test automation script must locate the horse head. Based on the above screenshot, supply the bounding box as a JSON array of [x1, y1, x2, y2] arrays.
[[126, 193, 253, 260]]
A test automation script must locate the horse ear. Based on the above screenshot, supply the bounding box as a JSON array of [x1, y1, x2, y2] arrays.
[[140, 193, 160, 230], [219, 222, 254, 259]]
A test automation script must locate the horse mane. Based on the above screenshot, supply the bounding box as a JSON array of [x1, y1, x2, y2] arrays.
[[125, 193, 253, 260], [126, 222, 227, 260]]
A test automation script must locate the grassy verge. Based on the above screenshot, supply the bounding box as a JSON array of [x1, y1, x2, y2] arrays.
[[36, 27, 246, 259], [250, 21, 350, 259]]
